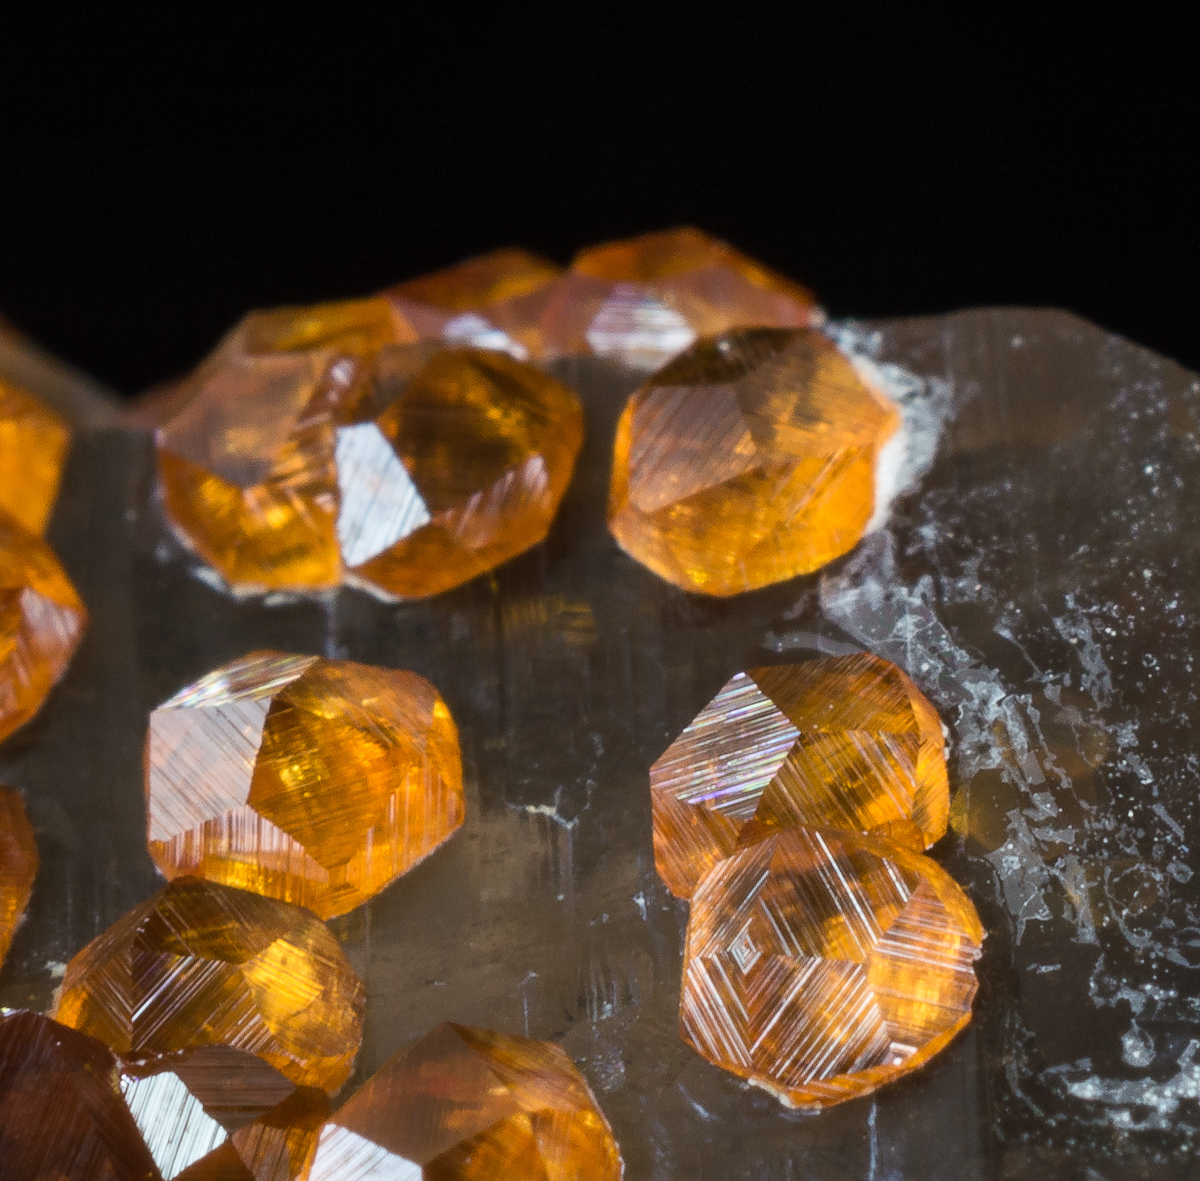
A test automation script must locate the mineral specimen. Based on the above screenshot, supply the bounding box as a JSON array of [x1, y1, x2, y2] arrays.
[[0, 785, 37, 967], [0, 376, 70, 534]]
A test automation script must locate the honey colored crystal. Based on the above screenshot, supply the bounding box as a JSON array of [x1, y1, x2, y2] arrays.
[[0, 786, 38, 967], [55, 876, 366, 1092], [608, 327, 900, 596], [146, 651, 464, 919], [0, 509, 88, 742], [120, 1045, 330, 1181], [0, 376, 71, 535], [651, 654, 949, 899], [307, 1022, 623, 1181], [680, 825, 983, 1109], [0, 1009, 162, 1180]]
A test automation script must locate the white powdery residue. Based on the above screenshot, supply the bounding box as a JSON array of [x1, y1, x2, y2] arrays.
[[1065, 1040, 1200, 1131]]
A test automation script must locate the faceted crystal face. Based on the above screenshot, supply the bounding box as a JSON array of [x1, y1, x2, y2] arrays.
[[55, 875, 366, 1092], [0, 1010, 162, 1180], [535, 227, 821, 370], [146, 650, 465, 918], [308, 1022, 623, 1181], [680, 826, 983, 1110], [0, 786, 38, 968], [651, 654, 950, 899], [608, 327, 900, 595], [0, 510, 88, 742], [120, 1045, 330, 1181], [0, 377, 71, 534]]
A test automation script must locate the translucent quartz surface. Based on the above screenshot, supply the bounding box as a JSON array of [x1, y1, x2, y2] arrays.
[[2, 308, 1198, 1177]]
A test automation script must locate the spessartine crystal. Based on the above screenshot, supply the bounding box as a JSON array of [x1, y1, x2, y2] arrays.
[[156, 313, 584, 597], [651, 654, 950, 899], [0, 377, 71, 535], [0, 509, 88, 742], [306, 1022, 623, 1180], [146, 650, 464, 919], [55, 876, 366, 1092], [120, 1045, 331, 1181], [0, 1010, 161, 1180], [0, 786, 38, 968], [608, 327, 900, 595], [680, 825, 983, 1109]]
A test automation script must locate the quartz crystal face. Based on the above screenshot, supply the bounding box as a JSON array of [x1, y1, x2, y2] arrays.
[[0, 1010, 163, 1180], [651, 654, 950, 899], [156, 308, 584, 598], [146, 650, 464, 918], [680, 826, 983, 1110], [608, 327, 899, 595], [0, 509, 88, 742], [0, 377, 71, 534], [0, 785, 37, 967], [55, 875, 366, 1092], [537, 227, 821, 370], [120, 1045, 330, 1181], [307, 1022, 624, 1181]]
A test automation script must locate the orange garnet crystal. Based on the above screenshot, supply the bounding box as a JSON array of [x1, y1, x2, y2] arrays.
[[608, 327, 900, 596], [146, 651, 464, 919], [650, 654, 949, 899], [307, 1023, 623, 1180], [680, 825, 983, 1110], [0, 377, 71, 535], [0, 785, 38, 968], [55, 875, 366, 1092]]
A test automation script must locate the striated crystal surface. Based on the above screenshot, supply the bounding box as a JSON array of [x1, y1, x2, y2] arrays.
[[0, 376, 71, 535], [307, 1022, 623, 1180], [120, 1045, 330, 1181], [0, 509, 88, 742], [651, 653, 949, 898], [146, 650, 464, 918], [0, 1009, 162, 1180], [681, 825, 983, 1110], [55, 875, 366, 1092], [535, 227, 821, 370], [0, 785, 37, 967], [609, 327, 900, 595]]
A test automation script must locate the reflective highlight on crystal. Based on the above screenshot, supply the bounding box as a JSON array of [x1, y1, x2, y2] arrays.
[[55, 875, 366, 1092], [308, 1022, 623, 1180], [0, 509, 88, 742], [0, 376, 71, 535], [609, 327, 900, 595], [651, 654, 950, 898], [0, 785, 38, 968], [146, 650, 464, 918], [680, 826, 983, 1109]]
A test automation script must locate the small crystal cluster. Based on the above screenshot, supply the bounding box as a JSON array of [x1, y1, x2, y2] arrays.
[[652, 653, 983, 1108]]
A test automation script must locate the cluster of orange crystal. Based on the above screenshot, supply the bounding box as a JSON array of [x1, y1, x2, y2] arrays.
[[653, 653, 983, 1109], [146, 650, 465, 919], [609, 327, 900, 596], [0, 786, 38, 967], [0, 376, 71, 535]]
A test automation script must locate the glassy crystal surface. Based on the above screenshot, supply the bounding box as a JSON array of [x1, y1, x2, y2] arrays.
[[0, 509, 88, 742], [55, 876, 365, 1091], [0, 1009, 161, 1180], [681, 825, 982, 1109], [0, 786, 37, 968], [0, 377, 70, 535], [609, 327, 900, 594], [308, 1022, 623, 1180], [147, 650, 464, 918], [651, 653, 949, 899]]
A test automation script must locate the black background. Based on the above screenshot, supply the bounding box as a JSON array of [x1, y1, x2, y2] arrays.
[[2, 12, 1197, 394]]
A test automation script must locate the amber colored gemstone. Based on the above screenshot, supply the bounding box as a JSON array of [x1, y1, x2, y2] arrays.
[[0, 377, 71, 535], [534, 227, 821, 370], [651, 654, 949, 899], [55, 875, 366, 1092], [680, 825, 983, 1109], [0, 785, 38, 967], [608, 327, 900, 595], [120, 1045, 330, 1181], [307, 1022, 623, 1180], [146, 650, 464, 919], [0, 509, 88, 743], [0, 1009, 162, 1179]]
